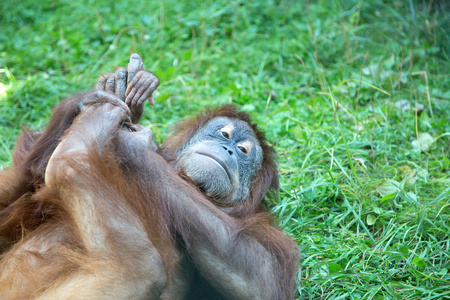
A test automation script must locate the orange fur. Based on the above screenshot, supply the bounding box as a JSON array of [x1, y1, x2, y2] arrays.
[[0, 96, 299, 299]]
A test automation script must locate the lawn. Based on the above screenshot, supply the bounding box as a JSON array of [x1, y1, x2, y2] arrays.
[[0, 0, 449, 299]]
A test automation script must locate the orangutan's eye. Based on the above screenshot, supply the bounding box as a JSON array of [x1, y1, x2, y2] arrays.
[[238, 145, 248, 154]]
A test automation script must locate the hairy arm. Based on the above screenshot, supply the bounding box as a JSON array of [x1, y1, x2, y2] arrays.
[[115, 134, 296, 300], [42, 100, 166, 300], [22, 91, 126, 178], [0, 90, 122, 212]]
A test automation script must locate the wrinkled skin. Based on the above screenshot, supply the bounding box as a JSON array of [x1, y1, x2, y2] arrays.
[[96, 53, 159, 123], [176, 117, 263, 204]]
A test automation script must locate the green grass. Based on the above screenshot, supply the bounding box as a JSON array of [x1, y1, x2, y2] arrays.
[[1, 0, 449, 299]]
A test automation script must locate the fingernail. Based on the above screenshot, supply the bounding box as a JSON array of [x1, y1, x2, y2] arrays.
[[148, 96, 155, 106]]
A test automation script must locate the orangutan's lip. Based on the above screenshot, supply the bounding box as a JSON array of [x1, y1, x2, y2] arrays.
[[195, 151, 231, 182]]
